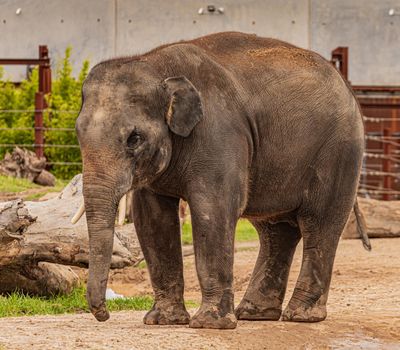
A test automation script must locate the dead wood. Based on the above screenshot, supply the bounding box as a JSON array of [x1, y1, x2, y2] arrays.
[[343, 197, 400, 239], [0, 147, 55, 186], [0, 174, 142, 296]]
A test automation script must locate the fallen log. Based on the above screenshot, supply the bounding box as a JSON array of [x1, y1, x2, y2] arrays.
[[0, 174, 142, 296], [343, 197, 400, 239]]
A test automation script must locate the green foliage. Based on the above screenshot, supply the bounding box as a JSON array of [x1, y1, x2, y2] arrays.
[[181, 219, 258, 245], [0, 287, 154, 318], [44, 48, 89, 178], [0, 47, 89, 179], [0, 67, 37, 151]]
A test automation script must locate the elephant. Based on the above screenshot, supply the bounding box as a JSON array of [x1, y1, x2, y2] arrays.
[[75, 31, 366, 329]]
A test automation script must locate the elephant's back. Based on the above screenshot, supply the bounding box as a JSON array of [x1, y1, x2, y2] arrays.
[[186, 32, 350, 123], [187, 31, 331, 78], [188, 31, 296, 56]]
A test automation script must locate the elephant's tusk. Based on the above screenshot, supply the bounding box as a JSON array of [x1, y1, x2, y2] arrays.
[[71, 194, 127, 225], [71, 201, 85, 224], [117, 194, 127, 226]]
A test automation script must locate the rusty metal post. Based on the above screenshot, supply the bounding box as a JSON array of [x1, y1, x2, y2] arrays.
[[383, 128, 392, 200], [38, 45, 51, 95], [34, 92, 44, 158], [331, 47, 349, 80], [38, 45, 51, 158]]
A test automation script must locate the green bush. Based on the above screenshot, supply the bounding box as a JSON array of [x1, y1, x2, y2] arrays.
[[0, 47, 88, 179]]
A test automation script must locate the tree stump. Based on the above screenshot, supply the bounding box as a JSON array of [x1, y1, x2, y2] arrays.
[[0, 147, 55, 186]]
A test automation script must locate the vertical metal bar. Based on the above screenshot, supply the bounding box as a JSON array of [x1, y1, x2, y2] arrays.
[[393, 99, 398, 199], [341, 47, 348, 80], [383, 128, 391, 200], [38, 45, 51, 156], [38, 45, 51, 98], [34, 92, 44, 158], [331, 47, 349, 80]]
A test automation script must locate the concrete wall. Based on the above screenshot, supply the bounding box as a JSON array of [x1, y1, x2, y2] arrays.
[[311, 0, 400, 85], [116, 0, 309, 55], [0, 0, 399, 85], [0, 0, 116, 79]]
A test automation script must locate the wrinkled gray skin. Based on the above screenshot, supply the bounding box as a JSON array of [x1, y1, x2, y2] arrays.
[[76, 32, 364, 329]]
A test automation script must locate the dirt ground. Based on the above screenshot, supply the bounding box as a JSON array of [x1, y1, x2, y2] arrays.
[[0, 238, 399, 350]]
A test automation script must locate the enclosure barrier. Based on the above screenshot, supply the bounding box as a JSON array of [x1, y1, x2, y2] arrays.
[[331, 47, 400, 200], [0, 45, 51, 159], [0, 110, 81, 168], [0, 46, 81, 172]]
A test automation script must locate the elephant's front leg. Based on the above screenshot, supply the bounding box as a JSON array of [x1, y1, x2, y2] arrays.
[[188, 192, 240, 329], [132, 188, 190, 325]]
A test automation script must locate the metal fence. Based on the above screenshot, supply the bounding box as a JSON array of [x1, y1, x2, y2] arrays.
[[0, 109, 81, 169], [331, 47, 400, 201], [359, 115, 400, 200]]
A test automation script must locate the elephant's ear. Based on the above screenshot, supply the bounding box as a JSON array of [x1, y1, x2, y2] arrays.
[[162, 76, 203, 137]]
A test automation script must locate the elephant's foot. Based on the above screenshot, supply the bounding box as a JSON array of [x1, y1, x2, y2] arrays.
[[235, 299, 281, 320], [143, 303, 190, 325], [282, 302, 327, 322], [189, 306, 237, 329], [90, 303, 110, 322], [282, 287, 327, 322]]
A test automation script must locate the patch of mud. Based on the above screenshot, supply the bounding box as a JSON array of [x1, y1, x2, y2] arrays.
[[331, 334, 399, 350]]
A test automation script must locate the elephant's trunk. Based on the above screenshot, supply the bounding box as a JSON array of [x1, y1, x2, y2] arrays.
[[83, 171, 121, 322]]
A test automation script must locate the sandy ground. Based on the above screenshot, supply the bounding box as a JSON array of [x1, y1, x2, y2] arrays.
[[0, 238, 399, 350]]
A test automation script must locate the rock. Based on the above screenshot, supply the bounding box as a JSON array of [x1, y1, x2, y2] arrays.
[[34, 169, 56, 187]]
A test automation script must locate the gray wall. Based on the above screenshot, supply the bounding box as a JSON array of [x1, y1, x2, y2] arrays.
[[0, 0, 399, 85], [116, 0, 309, 54], [311, 0, 400, 85]]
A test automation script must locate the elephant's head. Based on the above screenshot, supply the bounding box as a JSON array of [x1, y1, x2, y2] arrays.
[[75, 61, 203, 321]]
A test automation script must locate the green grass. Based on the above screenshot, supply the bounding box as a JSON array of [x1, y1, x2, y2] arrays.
[[0, 287, 153, 318], [181, 219, 258, 245], [0, 287, 199, 318], [0, 174, 68, 198], [0, 175, 40, 192], [136, 260, 148, 269], [182, 222, 194, 245], [235, 219, 258, 242]]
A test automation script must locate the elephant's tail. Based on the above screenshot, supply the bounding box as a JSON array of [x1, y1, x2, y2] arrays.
[[353, 200, 372, 251]]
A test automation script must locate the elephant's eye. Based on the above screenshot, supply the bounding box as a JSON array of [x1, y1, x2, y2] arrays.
[[127, 130, 142, 150]]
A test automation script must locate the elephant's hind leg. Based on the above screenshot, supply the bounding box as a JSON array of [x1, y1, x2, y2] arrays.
[[281, 211, 344, 323], [235, 220, 301, 320], [282, 176, 357, 322]]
